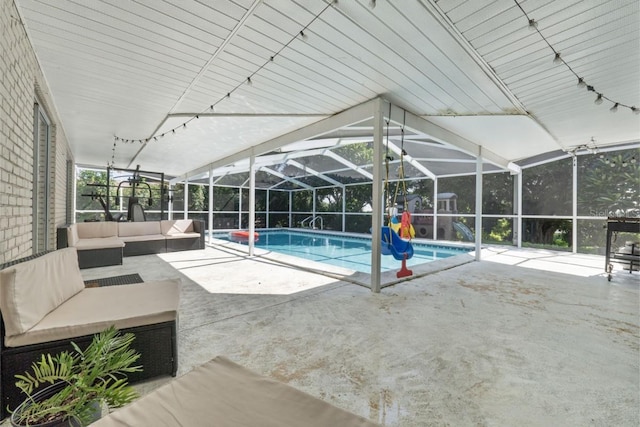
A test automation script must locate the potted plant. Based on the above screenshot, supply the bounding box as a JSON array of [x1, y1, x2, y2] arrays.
[[10, 326, 142, 427]]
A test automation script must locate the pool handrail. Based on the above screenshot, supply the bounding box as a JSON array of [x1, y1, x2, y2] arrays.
[[301, 215, 324, 230]]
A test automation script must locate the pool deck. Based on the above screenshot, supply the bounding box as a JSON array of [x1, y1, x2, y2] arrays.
[[74, 243, 638, 426]]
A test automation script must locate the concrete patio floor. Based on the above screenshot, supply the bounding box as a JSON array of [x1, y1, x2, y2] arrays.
[[76, 244, 639, 426]]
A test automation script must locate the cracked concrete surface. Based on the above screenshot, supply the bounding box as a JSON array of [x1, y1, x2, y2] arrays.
[[54, 245, 640, 426]]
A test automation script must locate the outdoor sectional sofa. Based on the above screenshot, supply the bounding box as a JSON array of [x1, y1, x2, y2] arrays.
[[0, 248, 181, 419], [57, 219, 205, 268]]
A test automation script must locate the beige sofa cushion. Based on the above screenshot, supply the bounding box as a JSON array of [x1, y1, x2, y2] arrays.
[[76, 221, 118, 239], [164, 232, 200, 241], [67, 224, 79, 246], [74, 237, 125, 250], [161, 220, 194, 235], [91, 356, 379, 427], [0, 248, 85, 337], [119, 221, 162, 237], [119, 234, 165, 243], [4, 279, 181, 347]]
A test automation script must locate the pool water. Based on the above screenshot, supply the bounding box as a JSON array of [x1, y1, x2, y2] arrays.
[[214, 230, 471, 273]]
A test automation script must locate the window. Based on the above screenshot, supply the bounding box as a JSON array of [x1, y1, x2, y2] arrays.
[[33, 102, 51, 252]]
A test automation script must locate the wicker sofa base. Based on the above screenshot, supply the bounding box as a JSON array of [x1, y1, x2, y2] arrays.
[[123, 239, 166, 256], [166, 237, 202, 252], [0, 320, 177, 420], [77, 246, 124, 269]]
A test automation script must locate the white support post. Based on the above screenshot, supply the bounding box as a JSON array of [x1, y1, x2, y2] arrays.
[[208, 168, 214, 245], [238, 188, 242, 229], [249, 151, 256, 256], [572, 155, 578, 253], [266, 189, 270, 228], [342, 187, 346, 232], [475, 148, 483, 261], [249, 152, 256, 256], [371, 99, 384, 293], [289, 192, 293, 228], [168, 184, 173, 220], [183, 180, 189, 220], [516, 172, 522, 248], [312, 189, 316, 223], [433, 178, 438, 240]]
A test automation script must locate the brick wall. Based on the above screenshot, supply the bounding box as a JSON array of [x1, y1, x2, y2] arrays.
[[0, 0, 73, 263]]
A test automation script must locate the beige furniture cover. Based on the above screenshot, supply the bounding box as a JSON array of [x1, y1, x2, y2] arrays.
[[0, 246, 181, 347], [91, 356, 380, 427]]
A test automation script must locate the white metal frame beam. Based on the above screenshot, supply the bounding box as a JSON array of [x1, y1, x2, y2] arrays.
[[173, 99, 377, 183], [388, 104, 516, 172], [260, 166, 313, 190], [288, 160, 343, 187], [324, 150, 374, 180], [385, 140, 436, 180]]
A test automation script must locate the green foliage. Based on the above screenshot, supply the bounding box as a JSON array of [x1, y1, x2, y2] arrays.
[[523, 158, 573, 216], [332, 142, 373, 167], [486, 218, 512, 242], [13, 326, 141, 426], [76, 170, 109, 213], [189, 185, 206, 211], [578, 151, 640, 216]]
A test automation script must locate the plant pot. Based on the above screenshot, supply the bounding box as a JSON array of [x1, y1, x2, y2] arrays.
[[10, 382, 101, 427]]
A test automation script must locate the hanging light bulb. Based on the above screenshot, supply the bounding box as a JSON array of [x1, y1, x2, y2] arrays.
[[576, 77, 586, 88], [247, 77, 252, 86], [632, 106, 640, 115], [622, 159, 628, 167], [594, 93, 603, 105], [553, 52, 562, 64], [369, 0, 376, 8], [605, 158, 610, 164], [631, 157, 637, 164], [610, 103, 619, 113], [299, 30, 308, 40], [528, 18, 538, 30], [610, 161, 616, 168]]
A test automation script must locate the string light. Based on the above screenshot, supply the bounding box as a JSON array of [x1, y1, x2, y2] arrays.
[[594, 93, 603, 105], [110, 137, 117, 168], [514, 0, 638, 114], [369, 0, 376, 9], [113, 0, 338, 147], [563, 138, 638, 169]]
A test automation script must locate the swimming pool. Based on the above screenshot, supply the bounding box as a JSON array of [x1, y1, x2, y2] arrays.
[[214, 230, 472, 273]]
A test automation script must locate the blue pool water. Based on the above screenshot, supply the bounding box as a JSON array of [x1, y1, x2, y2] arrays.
[[214, 230, 471, 273]]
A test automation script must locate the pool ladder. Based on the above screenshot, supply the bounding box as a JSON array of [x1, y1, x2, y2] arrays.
[[301, 215, 323, 230]]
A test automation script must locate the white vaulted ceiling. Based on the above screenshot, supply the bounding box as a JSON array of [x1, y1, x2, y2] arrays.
[[14, 0, 640, 178]]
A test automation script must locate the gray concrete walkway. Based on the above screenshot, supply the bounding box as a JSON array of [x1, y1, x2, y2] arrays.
[[78, 245, 638, 426]]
